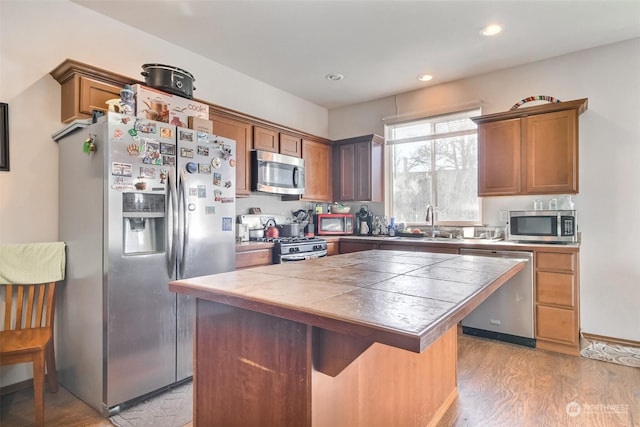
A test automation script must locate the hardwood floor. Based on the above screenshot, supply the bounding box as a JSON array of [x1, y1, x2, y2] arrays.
[[439, 335, 639, 427], [1, 335, 637, 426]]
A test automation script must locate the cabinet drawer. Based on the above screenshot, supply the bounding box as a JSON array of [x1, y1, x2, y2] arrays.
[[536, 271, 575, 307], [536, 252, 576, 272], [535, 305, 577, 345], [235, 249, 273, 269]]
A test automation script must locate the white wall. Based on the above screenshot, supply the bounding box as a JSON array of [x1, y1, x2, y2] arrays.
[[0, 0, 327, 387], [329, 38, 640, 342]]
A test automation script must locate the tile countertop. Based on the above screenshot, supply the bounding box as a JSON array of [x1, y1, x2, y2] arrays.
[[170, 250, 526, 353], [338, 235, 580, 250], [235, 235, 579, 252]]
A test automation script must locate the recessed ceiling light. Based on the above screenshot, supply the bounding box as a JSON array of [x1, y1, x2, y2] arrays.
[[418, 74, 433, 82], [481, 24, 502, 36], [325, 73, 344, 81]]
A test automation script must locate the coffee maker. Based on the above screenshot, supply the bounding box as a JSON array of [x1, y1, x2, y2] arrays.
[[355, 205, 373, 236]]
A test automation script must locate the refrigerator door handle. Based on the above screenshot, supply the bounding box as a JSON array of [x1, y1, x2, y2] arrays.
[[178, 168, 189, 279], [167, 168, 178, 275]]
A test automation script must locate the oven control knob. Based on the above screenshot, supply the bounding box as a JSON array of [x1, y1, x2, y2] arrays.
[[313, 245, 321, 250]]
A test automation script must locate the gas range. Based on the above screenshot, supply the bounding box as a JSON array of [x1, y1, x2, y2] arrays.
[[257, 236, 327, 263]]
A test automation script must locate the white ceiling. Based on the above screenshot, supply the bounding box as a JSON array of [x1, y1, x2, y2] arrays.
[[73, 0, 640, 110]]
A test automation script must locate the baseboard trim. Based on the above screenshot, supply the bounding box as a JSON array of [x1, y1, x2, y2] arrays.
[[0, 378, 33, 396], [580, 332, 640, 368], [581, 332, 639, 349]]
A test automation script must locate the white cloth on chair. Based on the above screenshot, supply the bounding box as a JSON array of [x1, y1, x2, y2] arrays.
[[0, 242, 66, 284]]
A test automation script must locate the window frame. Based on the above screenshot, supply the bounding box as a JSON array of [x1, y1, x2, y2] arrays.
[[384, 108, 482, 227]]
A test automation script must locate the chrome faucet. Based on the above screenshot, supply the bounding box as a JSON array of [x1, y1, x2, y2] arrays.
[[425, 205, 436, 237]]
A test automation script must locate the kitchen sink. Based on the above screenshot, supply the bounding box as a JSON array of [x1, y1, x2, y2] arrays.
[[387, 236, 503, 243]]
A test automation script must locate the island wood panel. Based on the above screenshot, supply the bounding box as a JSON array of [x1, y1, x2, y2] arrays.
[[194, 300, 311, 426], [193, 298, 458, 427], [312, 327, 458, 427]]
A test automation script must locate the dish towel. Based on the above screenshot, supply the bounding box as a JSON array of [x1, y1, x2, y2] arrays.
[[0, 242, 66, 284]]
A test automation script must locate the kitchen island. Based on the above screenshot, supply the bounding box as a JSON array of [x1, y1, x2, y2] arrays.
[[169, 249, 526, 426]]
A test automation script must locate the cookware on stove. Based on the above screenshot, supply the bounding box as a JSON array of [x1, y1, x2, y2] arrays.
[[265, 219, 279, 238], [141, 64, 195, 99], [278, 223, 300, 237]]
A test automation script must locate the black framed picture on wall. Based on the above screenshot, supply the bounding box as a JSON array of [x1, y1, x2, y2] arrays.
[[0, 102, 8, 171]]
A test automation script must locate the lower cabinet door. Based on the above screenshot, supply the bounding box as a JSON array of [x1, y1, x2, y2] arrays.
[[535, 305, 577, 345]]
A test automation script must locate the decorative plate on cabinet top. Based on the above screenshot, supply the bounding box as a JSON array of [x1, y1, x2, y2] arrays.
[[510, 95, 561, 110]]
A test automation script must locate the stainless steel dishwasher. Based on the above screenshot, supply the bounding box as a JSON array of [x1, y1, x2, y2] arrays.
[[460, 248, 535, 347]]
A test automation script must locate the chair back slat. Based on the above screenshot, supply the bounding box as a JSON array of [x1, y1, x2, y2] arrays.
[[3, 285, 14, 330], [25, 285, 35, 329], [0, 283, 56, 331], [15, 286, 24, 328], [45, 283, 56, 327], [35, 283, 46, 327]]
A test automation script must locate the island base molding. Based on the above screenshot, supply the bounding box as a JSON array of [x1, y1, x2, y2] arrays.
[[194, 299, 458, 426]]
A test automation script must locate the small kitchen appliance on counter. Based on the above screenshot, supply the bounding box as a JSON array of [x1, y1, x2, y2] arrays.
[[508, 210, 577, 243], [355, 205, 373, 236], [315, 213, 354, 236]]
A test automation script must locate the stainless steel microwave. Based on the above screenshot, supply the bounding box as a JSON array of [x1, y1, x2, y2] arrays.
[[251, 150, 305, 195], [508, 210, 577, 243]]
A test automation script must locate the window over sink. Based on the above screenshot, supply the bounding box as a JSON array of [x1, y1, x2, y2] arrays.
[[385, 108, 481, 226]]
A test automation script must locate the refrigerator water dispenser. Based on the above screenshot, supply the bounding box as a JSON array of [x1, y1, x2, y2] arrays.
[[122, 193, 166, 255]]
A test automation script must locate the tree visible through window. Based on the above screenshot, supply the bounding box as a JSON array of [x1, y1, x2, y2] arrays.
[[386, 109, 481, 225]]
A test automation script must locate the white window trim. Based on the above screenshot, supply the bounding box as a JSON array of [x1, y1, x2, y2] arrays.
[[384, 108, 483, 226]]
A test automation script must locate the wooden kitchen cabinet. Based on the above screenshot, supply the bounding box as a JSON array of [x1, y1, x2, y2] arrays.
[[235, 248, 273, 269], [50, 59, 133, 123], [339, 241, 376, 254], [211, 114, 253, 197], [302, 139, 332, 202], [333, 134, 384, 202], [279, 133, 302, 158], [253, 126, 279, 153], [472, 98, 587, 196], [326, 241, 339, 256], [534, 248, 580, 355], [254, 126, 302, 158]]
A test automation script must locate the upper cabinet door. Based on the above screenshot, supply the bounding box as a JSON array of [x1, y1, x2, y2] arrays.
[[477, 119, 522, 196], [302, 139, 332, 202], [211, 114, 252, 197], [253, 126, 279, 153], [524, 110, 578, 194], [332, 134, 384, 202], [472, 98, 586, 197], [337, 144, 356, 201], [279, 133, 302, 158]]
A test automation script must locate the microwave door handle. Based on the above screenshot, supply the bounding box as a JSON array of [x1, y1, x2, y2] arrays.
[[293, 167, 299, 188]]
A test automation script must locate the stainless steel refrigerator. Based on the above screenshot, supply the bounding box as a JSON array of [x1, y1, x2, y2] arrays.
[[57, 112, 236, 416]]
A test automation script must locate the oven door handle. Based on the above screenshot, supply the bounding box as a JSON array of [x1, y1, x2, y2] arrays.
[[280, 250, 327, 262]]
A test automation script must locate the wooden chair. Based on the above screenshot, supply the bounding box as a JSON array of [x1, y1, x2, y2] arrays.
[[0, 241, 65, 427]]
